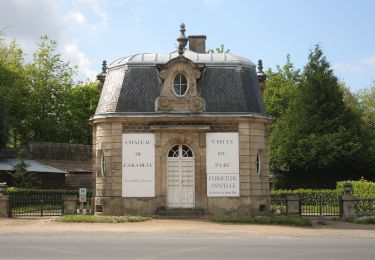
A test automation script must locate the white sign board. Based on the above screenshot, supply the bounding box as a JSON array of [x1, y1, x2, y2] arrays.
[[79, 188, 87, 203], [206, 132, 239, 197], [122, 133, 155, 197]]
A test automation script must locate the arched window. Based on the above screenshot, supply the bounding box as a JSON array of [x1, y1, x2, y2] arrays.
[[168, 145, 179, 157], [97, 150, 106, 177], [168, 145, 193, 158], [173, 74, 188, 96], [182, 145, 193, 157], [256, 151, 261, 176]]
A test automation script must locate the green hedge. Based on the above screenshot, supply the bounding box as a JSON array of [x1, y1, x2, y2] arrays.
[[337, 179, 375, 198], [5, 187, 93, 198], [271, 189, 341, 205]]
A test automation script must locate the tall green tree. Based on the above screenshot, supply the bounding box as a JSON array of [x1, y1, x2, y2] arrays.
[[358, 82, 375, 130], [25, 35, 75, 142], [264, 55, 301, 120], [271, 45, 375, 188], [61, 81, 100, 144], [0, 32, 29, 147]]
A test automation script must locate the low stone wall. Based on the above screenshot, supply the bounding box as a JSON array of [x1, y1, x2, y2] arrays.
[[1, 142, 92, 161]]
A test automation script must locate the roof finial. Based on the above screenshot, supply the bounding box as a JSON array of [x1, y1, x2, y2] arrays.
[[257, 59, 267, 96], [96, 59, 107, 91], [257, 59, 264, 74], [177, 23, 188, 55], [101, 60, 107, 74]]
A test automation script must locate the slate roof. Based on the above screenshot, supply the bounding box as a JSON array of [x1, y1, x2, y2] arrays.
[[0, 159, 67, 174], [40, 160, 93, 174], [95, 49, 265, 115]]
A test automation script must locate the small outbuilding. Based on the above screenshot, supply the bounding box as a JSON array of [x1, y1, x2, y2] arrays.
[[92, 24, 271, 216], [0, 159, 66, 189]]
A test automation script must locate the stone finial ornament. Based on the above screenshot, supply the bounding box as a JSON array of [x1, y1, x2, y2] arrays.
[[257, 59, 267, 95], [177, 23, 189, 55], [96, 60, 107, 91]]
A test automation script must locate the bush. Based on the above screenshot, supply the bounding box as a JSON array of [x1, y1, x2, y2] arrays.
[[56, 215, 151, 223], [209, 215, 312, 227], [337, 179, 375, 198], [5, 187, 92, 197], [271, 189, 341, 204]]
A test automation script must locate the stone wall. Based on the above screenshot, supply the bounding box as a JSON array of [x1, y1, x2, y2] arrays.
[[92, 115, 270, 216], [1, 142, 92, 161]]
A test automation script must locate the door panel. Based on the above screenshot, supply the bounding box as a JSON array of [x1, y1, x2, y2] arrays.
[[167, 145, 195, 208]]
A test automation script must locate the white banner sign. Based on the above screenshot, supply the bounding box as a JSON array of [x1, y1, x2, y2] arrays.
[[207, 174, 239, 197], [122, 133, 155, 197], [206, 132, 239, 197]]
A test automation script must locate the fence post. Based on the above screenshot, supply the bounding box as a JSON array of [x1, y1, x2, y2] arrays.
[[341, 194, 356, 219], [0, 195, 10, 218], [286, 195, 300, 215], [63, 196, 78, 215]]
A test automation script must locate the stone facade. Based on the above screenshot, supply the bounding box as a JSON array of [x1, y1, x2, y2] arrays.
[[92, 25, 270, 216], [92, 115, 270, 216]]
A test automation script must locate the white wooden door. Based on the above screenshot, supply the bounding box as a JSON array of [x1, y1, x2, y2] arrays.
[[167, 145, 195, 208]]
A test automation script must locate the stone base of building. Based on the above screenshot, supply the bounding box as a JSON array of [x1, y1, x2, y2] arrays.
[[93, 195, 270, 216]]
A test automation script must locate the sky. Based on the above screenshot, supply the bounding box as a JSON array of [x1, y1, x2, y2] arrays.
[[0, 0, 374, 92]]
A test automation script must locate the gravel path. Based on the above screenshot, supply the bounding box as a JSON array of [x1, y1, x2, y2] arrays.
[[0, 217, 374, 239]]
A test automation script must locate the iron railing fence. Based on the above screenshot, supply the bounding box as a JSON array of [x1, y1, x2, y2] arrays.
[[353, 198, 375, 217], [8, 190, 92, 217], [300, 194, 341, 216], [270, 196, 287, 215], [9, 193, 64, 216]]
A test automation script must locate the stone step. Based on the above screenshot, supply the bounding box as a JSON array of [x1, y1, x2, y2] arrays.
[[155, 208, 207, 218]]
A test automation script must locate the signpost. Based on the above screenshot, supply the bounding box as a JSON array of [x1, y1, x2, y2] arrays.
[[79, 188, 87, 213]]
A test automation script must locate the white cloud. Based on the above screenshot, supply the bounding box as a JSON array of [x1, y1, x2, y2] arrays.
[[360, 54, 375, 66], [333, 62, 362, 73], [64, 41, 97, 81], [65, 11, 87, 24], [77, 0, 109, 26], [0, 0, 98, 82]]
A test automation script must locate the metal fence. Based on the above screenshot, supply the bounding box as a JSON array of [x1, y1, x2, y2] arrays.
[[300, 196, 342, 217], [270, 196, 287, 215], [9, 193, 64, 217], [354, 198, 375, 217]]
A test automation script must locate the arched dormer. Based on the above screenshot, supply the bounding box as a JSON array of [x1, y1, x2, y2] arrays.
[[156, 56, 204, 112]]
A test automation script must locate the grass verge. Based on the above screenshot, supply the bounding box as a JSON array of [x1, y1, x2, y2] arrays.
[[209, 215, 312, 227], [55, 215, 151, 223], [351, 217, 375, 225]]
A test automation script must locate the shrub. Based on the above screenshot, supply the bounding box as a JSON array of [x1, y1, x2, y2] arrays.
[[337, 179, 375, 198], [209, 215, 312, 227]]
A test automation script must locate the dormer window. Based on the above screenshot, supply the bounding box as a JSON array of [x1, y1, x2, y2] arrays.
[[173, 74, 188, 96]]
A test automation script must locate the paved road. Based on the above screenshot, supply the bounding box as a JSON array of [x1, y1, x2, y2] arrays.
[[1, 234, 374, 260]]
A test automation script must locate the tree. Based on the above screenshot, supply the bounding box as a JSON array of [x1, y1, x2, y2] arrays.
[[0, 96, 6, 148], [61, 81, 100, 144], [0, 32, 29, 147], [271, 45, 375, 188], [358, 82, 375, 130], [24, 35, 75, 143], [264, 55, 301, 120], [12, 161, 38, 188]]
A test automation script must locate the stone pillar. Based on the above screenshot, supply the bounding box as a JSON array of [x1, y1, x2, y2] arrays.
[[64, 196, 77, 215], [341, 195, 356, 219], [0, 196, 9, 218], [286, 195, 300, 215]]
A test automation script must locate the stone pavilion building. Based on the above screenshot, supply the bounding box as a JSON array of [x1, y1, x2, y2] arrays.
[[92, 24, 271, 216]]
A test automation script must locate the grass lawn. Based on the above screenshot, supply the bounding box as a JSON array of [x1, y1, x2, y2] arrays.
[[351, 217, 375, 225], [209, 215, 312, 227], [55, 215, 151, 223]]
